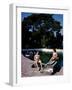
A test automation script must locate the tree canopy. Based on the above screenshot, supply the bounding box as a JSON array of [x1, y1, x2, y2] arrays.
[[22, 13, 63, 49]]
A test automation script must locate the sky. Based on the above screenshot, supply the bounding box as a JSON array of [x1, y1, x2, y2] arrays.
[[53, 14, 63, 26], [21, 12, 63, 27]]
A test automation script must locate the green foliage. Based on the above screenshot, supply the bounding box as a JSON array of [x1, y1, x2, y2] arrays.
[[22, 13, 63, 49]]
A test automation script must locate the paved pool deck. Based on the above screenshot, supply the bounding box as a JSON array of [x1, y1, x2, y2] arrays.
[[21, 55, 63, 77]]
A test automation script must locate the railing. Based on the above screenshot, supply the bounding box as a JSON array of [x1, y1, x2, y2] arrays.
[[22, 48, 63, 53]]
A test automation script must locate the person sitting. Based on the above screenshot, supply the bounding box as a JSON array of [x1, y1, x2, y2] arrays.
[[32, 51, 42, 71], [46, 49, 59, 66]]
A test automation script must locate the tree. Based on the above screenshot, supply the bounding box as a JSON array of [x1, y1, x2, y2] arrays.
[[22, 13, 63, 49]]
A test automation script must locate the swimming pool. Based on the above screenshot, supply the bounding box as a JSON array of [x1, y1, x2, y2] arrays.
[[22, 50, 63, 65]]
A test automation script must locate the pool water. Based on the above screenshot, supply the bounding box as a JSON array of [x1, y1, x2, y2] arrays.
[[39, 52, 63, 64], [22, 51, 63, 67], [39, 51, 63, 74], [39, 52, 51, 64]]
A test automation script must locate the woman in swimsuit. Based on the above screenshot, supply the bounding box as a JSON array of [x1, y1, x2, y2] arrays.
[[34, 52, 42, 71]]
